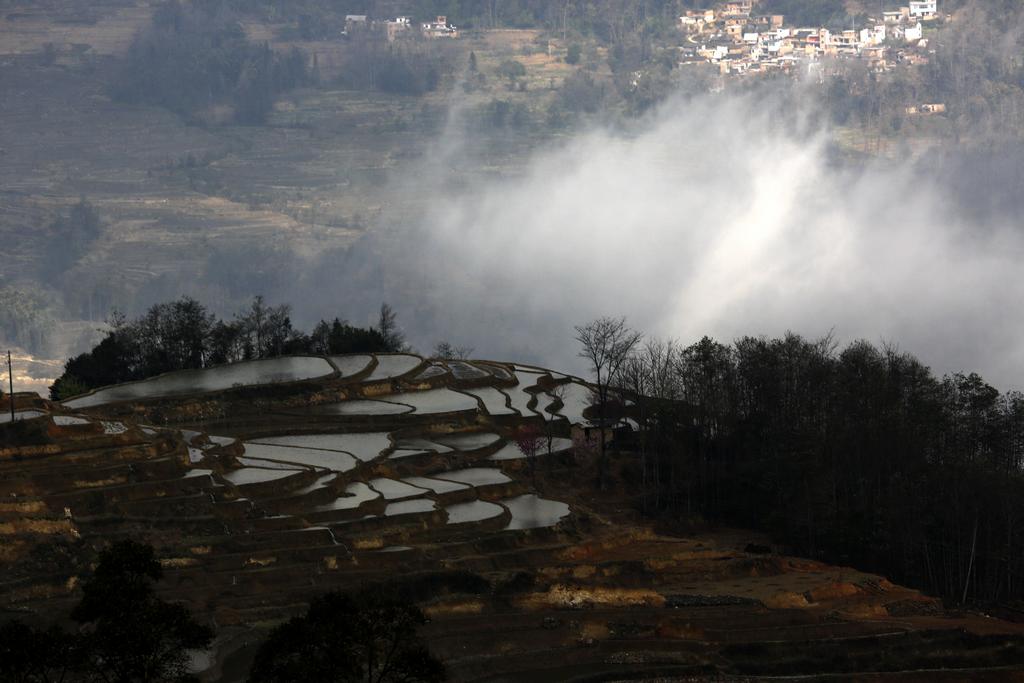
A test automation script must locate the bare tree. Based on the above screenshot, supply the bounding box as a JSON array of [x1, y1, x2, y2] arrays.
[[543, 382, 568, 467], [515, 423, 545, 489], [378, 302, 406, 352], [238, 296, 293, 359], [433, 341, 474, 359], [574, 316, 642, 489], [618, 338, 681, 511]]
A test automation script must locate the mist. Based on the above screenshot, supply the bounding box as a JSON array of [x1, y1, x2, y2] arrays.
[[280, 88, 1024, 386]]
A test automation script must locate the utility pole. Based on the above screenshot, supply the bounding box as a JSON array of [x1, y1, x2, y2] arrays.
[[7, 350, 14, 422]]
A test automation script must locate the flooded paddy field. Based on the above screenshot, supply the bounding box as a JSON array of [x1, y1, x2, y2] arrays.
[[65, 356, 334, 408], [10, 350, 1016, 682]]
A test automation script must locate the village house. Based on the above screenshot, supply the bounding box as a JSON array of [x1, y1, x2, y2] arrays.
[[721, 0, 754, 18], [909, 1, 938, 20], [865, 24, 887, 46], [384, 16, 412, 42], [906, 102, 947, 115], [679, 10, 719, 35], [698, 43, 731, 61], [863, 46, 888, 72], [687, 9, 717, 23], [763, 35, 793, 56], [678, 15, 704, 32], [343, 14, 367, 35], [831, 30, 861, 55], [678, 0, 935, 80], [723, 18, 745, 39], [752, 14, 785, 30], [422, 15, 458, 38], [728, 43, 750, 58]]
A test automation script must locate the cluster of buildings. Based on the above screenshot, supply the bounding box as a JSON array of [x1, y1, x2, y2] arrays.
[[343, 15, 458, 41], [679, 0, 941, 76]]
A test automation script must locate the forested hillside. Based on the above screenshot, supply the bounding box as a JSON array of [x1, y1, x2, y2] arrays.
[[616, 329, 1024, 605]]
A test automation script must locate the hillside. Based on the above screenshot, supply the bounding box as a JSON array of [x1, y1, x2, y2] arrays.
[[5, 0, 1024, 382], [2, 352, 1024, 681], [0, 1, 587, 380]]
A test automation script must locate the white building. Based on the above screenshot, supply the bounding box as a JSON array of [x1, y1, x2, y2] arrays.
[[909, 1, 938, 19], [702, 44, 730, 61]]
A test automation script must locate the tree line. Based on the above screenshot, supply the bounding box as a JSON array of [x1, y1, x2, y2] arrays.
[[50, 297, 407, 400], [339, 28, 455, 96], [1, 540, 443, 682], [578, 317, 1024, 606]]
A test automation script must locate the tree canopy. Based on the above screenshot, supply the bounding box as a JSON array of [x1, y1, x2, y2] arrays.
[[250, 589, 445, 683], [51, 296, 408, 399], [0, 540, 212, 683], [612, 330, 1024, 605], [113, 0, 309, 123]]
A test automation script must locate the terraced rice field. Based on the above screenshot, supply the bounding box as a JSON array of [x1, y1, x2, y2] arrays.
[[320, 399, 412, 416], [222, 467, 304, 485], [328, 355, 373, 377], [447, 361, 489, 380], [402, 476, 470, 494], [239, 443, 358, 472], [552, 381, 594, 425], [385, 499, 437, 516], [369, 477, 429, 500], [394, 438, 453, 453], [0, 409, 47, 423], [251, 432, 392, 462], [507, 371, 544, 416], [52, 415, 90, 426], [462, 387, 516, 416], [488, 438, 572, 461], [445, 500, 505, 524], [437, 467, 512, 487], [60, 353, 613, 431], [502, 494, 571, 530], [292, 473, 337, 495], [237, 457, 309, 470], [385, 388, 479, 414], [414, 364, 450, 380], [65, 356, 335, 408], [388, 448, 432, 460], [318, 482, 379, 510], [364, 354, 423, 381], [435, 432, 502, 450], [8, 350, 1022, 682]]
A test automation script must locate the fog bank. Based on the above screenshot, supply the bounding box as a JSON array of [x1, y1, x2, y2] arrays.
[[303, 91, 1024, 387]]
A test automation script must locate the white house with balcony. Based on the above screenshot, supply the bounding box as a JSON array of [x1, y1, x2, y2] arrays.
[[909, 1, 938, 20]]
